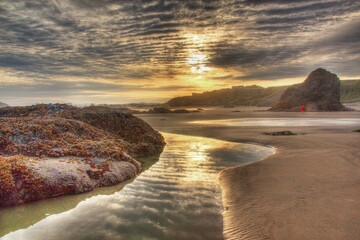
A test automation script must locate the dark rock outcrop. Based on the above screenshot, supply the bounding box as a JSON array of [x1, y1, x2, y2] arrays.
[[0, 104, 165, 207], [263, 131, 296, 136], [270, 68, 348, 111], [148, 107, 173, 113], [146, 107, 199, 114]]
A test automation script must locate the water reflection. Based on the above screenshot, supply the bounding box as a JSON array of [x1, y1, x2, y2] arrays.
[[191, 118, 360, 127], [1, 133, 273, 240], [0, 157, 159, 237]]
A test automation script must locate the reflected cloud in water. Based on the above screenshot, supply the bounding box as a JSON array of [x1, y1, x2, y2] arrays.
[[2, 133, 273, 240]]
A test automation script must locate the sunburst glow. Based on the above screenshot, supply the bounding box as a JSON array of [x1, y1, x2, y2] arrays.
[[0, 1, 358, 105], [191, 65, 211, 74], [187, 54, 207, 65]]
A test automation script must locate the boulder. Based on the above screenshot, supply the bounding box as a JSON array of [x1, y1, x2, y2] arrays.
[[148, 107, 173, 113], [0, 104, 165, 157], [270, 68, 348, 111], [0, 104, 166, 207]]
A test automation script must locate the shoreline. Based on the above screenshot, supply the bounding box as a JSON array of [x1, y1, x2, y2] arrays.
[[138, 109, 360, 240], [1, 109, 358, 239], [1, 132, 272, 240], [218, 131, 360, 240]]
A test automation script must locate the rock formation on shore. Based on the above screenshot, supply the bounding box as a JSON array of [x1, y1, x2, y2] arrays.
[[0, 104, 165, 207], [270, 68, 348, 111]]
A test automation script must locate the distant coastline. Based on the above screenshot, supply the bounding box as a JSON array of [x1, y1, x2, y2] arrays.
[[165, 79, 360, 108]]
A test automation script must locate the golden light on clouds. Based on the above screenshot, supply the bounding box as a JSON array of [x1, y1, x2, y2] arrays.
[[187, 53, 212, 74], [0, 1, 359, 105], [190, 65, 211, 74], [187, 53, 206, 65], [186, 35, 212, 75]]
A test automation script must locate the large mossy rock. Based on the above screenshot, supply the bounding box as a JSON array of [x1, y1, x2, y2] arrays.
[[270, 68, 348, 111], [0, 104, 165, 207], [0, 104, 165, 157]]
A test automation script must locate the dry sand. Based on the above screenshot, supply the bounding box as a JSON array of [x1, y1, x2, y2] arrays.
[[138, 108, 360, 240]]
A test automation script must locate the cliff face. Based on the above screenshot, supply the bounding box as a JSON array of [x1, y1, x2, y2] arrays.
[[270, 68, 348, 111], [0, 104, 165, 207]]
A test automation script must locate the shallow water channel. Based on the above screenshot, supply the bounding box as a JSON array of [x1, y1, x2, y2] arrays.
[[1, 133, 274, 240]]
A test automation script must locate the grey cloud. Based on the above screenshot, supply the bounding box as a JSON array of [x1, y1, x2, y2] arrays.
[[318, 20, 360, 46], [263, 1, 340, 15], [143, 1, 178, 13], [209, 44, 306, 68], [241, 0, 319, 5], [0, 0, 359, 99], [210, 18, 360, 80], [234, 65, 314, 81], [256, 15, 311, 25]]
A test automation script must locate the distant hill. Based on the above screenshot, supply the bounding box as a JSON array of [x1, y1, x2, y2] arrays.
[[166, 80, 360, 107], [167, 85, 287, 107], [340, 80, 360, 103], [0, 102, 9, 108]]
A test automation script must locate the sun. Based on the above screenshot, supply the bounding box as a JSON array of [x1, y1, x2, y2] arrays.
[[185, 34, 212, 74], [191, 65, 211, 74], [187, 54, 207, 65], [187, 53, 211, 74], [188, 54, 211, 74]]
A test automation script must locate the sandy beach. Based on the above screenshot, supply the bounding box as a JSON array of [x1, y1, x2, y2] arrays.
[[138, 107, 360, 240]]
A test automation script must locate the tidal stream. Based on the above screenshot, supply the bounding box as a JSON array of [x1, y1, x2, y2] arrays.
[[1, 133, 274, 240]]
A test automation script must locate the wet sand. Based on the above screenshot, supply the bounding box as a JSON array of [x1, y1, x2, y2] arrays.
[[138, 108, 360, 240]]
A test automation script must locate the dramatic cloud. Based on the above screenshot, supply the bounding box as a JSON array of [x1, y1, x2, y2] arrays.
[[0, 0, 359, 105]]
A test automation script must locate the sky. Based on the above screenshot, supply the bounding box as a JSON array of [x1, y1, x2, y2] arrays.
[[0, 0, 359, 105]]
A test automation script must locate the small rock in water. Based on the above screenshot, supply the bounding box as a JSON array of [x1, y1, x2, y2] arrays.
[[263, 131, 296, 136]]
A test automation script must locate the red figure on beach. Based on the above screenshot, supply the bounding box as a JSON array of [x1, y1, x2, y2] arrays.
[[300, 105, 305, 112]]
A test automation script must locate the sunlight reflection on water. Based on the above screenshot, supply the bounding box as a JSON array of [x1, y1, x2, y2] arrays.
[[190, 118, 360, 127], [1, 133, 274, 240]]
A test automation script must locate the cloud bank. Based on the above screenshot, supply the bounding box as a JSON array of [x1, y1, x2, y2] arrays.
[[0, 0, 359, 105]]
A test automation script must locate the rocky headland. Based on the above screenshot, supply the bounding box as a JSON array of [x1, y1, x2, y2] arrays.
[[0, 104, 165, 207], [270, 68, 349, 111], [165, 73, 359, 108]]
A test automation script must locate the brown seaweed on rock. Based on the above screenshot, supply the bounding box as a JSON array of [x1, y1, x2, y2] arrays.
[[0, 104, 165, 207], [0, 104, 165, 157]]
